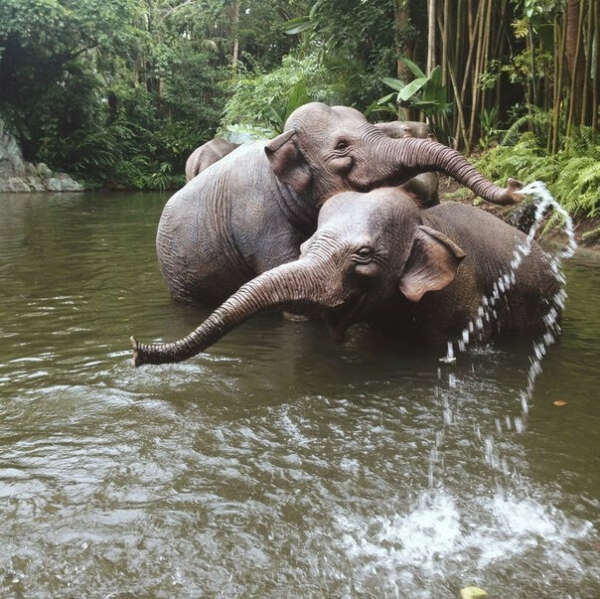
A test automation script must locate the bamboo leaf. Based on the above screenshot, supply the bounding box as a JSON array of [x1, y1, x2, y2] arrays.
[[381, 77, 406, 92]]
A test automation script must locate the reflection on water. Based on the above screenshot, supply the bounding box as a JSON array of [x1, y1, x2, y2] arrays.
[[0, 192, 599, 597]]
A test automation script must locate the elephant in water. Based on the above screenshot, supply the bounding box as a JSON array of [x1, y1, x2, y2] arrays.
[[185, 138, 240, 181], [131, 187, 558, 366], [374, 120, 439, 208], [157, 102, 522, 307]]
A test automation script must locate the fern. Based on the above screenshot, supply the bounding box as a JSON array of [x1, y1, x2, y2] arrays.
[[501, 106, 554, 147], [477, 132, 600, 219]]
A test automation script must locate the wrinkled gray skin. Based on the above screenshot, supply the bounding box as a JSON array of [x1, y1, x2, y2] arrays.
[[157, 102, 522, 307], [132, 188, 558, 366], [185, 138, 240, 181], [374, 120, 439, 208], [374, 120, 433, 140]]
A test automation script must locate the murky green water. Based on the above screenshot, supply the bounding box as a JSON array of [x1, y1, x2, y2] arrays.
[[1, 191, 599, 598]]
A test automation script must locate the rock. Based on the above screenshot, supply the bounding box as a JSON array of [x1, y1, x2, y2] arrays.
[[0, 118, 85, 192], [37, 162, 53, 179], [25, 176, 46, 191], [44, 177, 63, 192], [0, 177, 31, 192], [0, 120, 26, 177], [25, 161, 38, 176], [55, 172, 84, 191]]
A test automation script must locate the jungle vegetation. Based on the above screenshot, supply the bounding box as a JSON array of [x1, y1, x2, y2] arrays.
[[0, 1, 598, 216]]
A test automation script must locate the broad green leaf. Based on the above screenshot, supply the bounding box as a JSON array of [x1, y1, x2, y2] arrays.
[[376, 92, 397, 105], [398, 77, 428, 102], [381, 77, 406, 92], [365, 100, 397, 117], [428, 65, 442, 87], [401, 56, 426, 79], [283, 16, 311, 35]]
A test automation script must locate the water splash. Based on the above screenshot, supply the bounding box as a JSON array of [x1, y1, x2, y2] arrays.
[[433, 182, 578, 484], [440, 181, 577, 421]]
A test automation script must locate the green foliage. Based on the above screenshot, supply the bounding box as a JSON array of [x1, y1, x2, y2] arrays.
[[477, 132, 600, 218], [220, 54, 335, 136], [284, 0, 397, 110], [479, 107, 502, 150], [500, 105, 556, 147], [0, 0, 308, 188], [376, 59, 451, 118], [1, 0, 596, 195], [373, 59, 451, 139]]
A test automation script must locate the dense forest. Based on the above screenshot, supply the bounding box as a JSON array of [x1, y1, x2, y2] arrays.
[[0, 0, 598, 216]]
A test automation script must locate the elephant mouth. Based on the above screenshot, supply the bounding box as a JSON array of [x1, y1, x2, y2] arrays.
[[325, 292, 368, 341]]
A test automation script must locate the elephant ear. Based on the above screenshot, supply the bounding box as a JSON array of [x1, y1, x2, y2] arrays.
[[398, 225, 465, 302], [265, 130, 312, 194]]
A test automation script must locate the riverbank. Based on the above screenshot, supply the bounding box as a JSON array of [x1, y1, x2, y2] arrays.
[[0, 120, 84, 193]]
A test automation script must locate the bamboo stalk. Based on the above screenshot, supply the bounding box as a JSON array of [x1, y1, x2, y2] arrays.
[[468, 0, 488, 151], [580, 0, 593, 126], [456, 1, 483, 149], [427, 0, 436, 75], [548, 16, 560, 153], [442, 0, 449, 86], [593, 0, 599, 138], [528, 25, 538, 107], [566, 0, 585, 146], [436, 8, 466, 149], [552, 12, 568, 154], [454, 0, 462, 75], [447, 57, 470, 152]]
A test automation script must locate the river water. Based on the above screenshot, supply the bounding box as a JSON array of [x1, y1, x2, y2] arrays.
[[1, 191, 598, 598]]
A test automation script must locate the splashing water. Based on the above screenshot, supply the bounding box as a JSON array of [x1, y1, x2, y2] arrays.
[[440, 181, 576, 412], [436, 181, 577, 477]]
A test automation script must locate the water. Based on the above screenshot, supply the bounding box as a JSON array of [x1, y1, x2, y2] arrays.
[[1, 191, 599, 598]]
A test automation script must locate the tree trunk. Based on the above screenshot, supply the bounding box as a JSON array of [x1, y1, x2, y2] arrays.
[[393, 0, 413, 119]]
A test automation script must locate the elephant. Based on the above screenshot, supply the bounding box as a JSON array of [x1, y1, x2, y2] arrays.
[[374, 120, 439, 208], [185, 137, 240, 181], [157, 102, 522, 307], [374, 120, 434, 140], [131, 187, 559, 366]]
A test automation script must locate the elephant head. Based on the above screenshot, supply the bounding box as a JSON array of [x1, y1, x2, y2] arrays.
[[131, 188, 465, 366], [264, 103, 521, 205]]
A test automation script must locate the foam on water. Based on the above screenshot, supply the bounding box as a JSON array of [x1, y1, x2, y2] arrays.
[[332, 487, 594, 597]]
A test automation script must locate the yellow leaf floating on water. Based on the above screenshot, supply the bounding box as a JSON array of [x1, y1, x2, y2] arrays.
[[460, 587, 488, 599], [553, 400, 568, 407]]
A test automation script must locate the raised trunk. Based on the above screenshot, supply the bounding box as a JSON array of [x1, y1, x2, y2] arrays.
[[389, 136, 522, 205], [131, 257, 340, 367]]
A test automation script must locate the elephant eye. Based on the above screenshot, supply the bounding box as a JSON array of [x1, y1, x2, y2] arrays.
[[335, 140, 349, 151], [356, 246, 373, 258]]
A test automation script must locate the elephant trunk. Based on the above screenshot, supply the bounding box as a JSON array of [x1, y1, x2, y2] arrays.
[[389, 137, 521, 205], [131, 257, 340, 367]]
